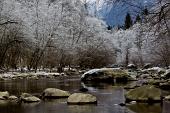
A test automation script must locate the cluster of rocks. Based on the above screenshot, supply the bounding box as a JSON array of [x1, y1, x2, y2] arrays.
[[137, 68, 170, 89], [42, 88, 97, 105], [0, 88, 97, 105], [0, 91, 18, 102], [80, 65, 170, 105], [122, 64, 170, 105]]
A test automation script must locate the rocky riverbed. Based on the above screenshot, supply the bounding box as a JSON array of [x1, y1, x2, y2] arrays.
[[0, 66, 170, 113]]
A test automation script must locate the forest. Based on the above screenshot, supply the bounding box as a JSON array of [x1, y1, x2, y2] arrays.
[[0, 0, 169, 73]]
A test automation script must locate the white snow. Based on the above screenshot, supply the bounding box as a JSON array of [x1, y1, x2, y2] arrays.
[[81, 68, 121, 79], [0, 72, 63, 79], [147, 67, 164, 72], [81, 69, 100, 79], [161, 69, 170, 77]]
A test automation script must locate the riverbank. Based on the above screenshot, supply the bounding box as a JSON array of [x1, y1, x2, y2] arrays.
[[0, 68, 84, 80]]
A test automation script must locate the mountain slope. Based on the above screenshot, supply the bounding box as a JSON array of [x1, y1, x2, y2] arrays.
[[81, 0, 155, 26]]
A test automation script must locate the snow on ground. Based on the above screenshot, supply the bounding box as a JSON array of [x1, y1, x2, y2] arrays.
[[143, 67, 165, 73], [0, 71, 64, 78]]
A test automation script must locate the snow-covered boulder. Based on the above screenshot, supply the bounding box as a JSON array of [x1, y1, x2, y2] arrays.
[[81, 69, 100, 79], [42, 88, 71, 98], [81, 68, 130, 83], [142, 67, 166, 75], [127, 64, 137, 70], [67, 93, 97, 105]]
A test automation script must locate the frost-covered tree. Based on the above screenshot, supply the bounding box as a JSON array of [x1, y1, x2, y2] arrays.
[[0, 0, 31, 69], [108, 0, 170, 67], [74, 16, 116, 68], [0, 0, 116, 71], [145, 0, 170, 66], [112, 21, 156, 67], [113, 28, 135, 65]]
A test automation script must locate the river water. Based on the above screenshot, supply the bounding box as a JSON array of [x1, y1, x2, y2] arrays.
[[0, 76, 169, 113]]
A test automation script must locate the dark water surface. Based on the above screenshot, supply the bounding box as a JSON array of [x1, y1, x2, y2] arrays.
[[0, 76, 169, 113]]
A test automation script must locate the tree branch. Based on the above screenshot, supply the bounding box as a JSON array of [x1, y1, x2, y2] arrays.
[[0, 20, 18, 26]]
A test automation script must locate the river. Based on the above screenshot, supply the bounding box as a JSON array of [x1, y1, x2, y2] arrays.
[[0, 76, 169, 113]]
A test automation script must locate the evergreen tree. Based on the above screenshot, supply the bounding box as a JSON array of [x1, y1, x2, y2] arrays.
[[135, 14, 142, 23], [107, 25, 112, 30], [117, 25, 122, 30], [124, 13, 133, 29], [143, 8, 149, 15]]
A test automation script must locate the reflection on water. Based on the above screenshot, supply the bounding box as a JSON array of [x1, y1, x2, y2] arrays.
[[127, 103, 161, 113], [0, 77, 81, 96], [162, 101, 170, 113], [0, 76, 168, 113]]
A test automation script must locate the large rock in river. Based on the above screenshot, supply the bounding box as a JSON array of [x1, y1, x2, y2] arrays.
[[43, 88, 71, 98], [81, 68, 130, 82], [125, 85, 161, 103], [67, 93, 97, 105], [20, 93, 40, 103], [0, 91, 9, 100]]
